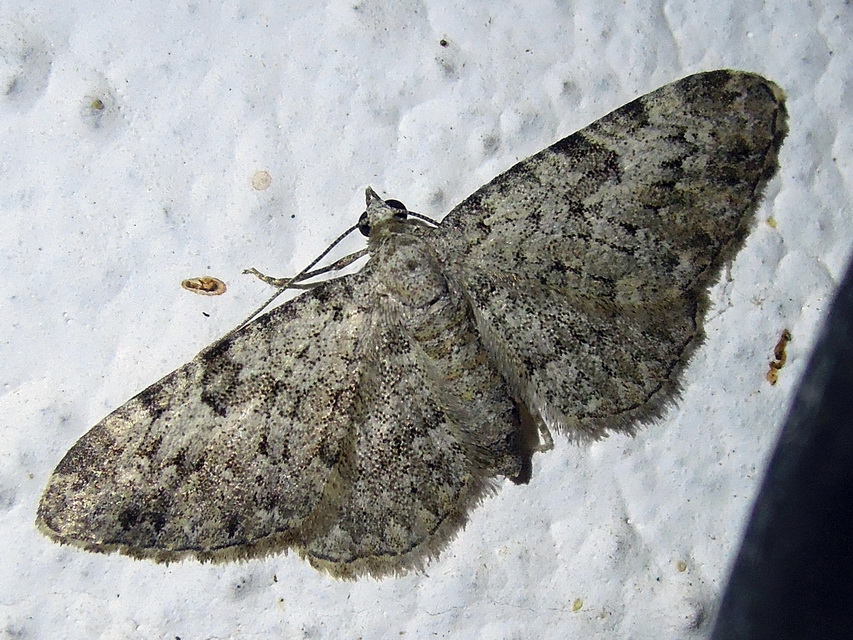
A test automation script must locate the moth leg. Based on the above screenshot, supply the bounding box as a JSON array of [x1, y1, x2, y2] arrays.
[[244, 249, 369, 288], [242, 267, 292, 287], [509, 403, 555, 485]]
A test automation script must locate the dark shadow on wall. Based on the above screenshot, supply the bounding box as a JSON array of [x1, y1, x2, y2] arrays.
[[711, 256, 853, 640]]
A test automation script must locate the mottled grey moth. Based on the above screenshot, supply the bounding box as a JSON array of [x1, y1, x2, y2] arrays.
[[37, 70, 787, 579]]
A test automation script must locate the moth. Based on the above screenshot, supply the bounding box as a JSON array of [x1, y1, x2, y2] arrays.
[[37, 70, 787, 578]]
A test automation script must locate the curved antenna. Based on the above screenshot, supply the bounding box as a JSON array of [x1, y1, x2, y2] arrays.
[[409, 211, 440, 226], [230, 223, 363, 335], [228, 207, 439, 338]]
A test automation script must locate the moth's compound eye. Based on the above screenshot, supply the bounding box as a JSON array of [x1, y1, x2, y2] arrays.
[[357, 212, 371, 237], [385, 199, 408, 220]]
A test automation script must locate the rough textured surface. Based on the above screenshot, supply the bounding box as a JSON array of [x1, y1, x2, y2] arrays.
[[36, 71, 786, 579], [4, 2, 850, 636], [711, 258, 853, 640]]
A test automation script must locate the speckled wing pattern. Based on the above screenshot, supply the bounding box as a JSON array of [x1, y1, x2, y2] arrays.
[[37, 275, 371, 564], [433, 70, 787, 438], [37, 256, 530, 577], [36, 70, 787, 579]]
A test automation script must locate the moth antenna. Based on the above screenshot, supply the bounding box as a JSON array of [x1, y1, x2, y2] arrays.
[[234, 223, 363, 333]]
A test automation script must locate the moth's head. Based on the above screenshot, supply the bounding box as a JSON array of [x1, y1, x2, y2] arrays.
[[358, 187, 408, 237]]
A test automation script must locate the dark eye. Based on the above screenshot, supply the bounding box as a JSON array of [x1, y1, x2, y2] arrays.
[[357, 211, 371, 237], [386, 199, 408, 220]]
